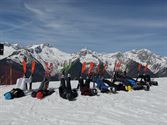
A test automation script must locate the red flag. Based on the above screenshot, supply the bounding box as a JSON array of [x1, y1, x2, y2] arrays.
[[88, 62, 94, 75], [81, 62, 86, 74]]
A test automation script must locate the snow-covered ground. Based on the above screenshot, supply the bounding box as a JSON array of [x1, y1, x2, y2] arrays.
[[0, 78, 167, 125]]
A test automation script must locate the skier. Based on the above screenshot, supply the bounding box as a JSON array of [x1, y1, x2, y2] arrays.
[[31, 62, 54, 99], [136, 64, 158, 86], [94, 75, 116, 93], [59, 74, 78, 101], [15, 58, 36, 91], [59, 75, 66, 99], [113, 71, 150, 91], [4, 58, 36, 100], [77, 76, 97, 96], [113, 71, 134, 91], [31, 76, 53, 99], [4, 88, 25, 100]]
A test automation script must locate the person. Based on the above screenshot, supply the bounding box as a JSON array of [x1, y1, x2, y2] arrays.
[[15, 59, 36, 91], [31, 76, 55, 99], [103, 78, 125, 91], [4, 88, 25, 100], [59, 74, 78, 101], [113, 71, 149, 91], [31, 62, 54, 99], [94, 75, 116, 93], [77, 76, 97, 96], [136, 74, 158, 86], [4, 59, 36, 100], [59, 75, 66, 99]]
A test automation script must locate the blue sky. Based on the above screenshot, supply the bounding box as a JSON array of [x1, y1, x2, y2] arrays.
[[0, 0, 166, 56]]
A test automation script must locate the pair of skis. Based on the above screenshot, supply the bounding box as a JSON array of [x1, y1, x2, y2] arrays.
[[81, 61, 96, 90], [81, 61, 116, 94], [31, 62, 54, 100], [137, 63, 148, 75], [81, 61, 107, 76], [21, 59, 36, 90]]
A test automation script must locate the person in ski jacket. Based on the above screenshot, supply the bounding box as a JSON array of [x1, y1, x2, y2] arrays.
[[93, 75, 112, 93], [15, 59, 36, 91], [4, 88, 25, 100], [66, 74, 72, 93], [59, 74, 78, 101], [31, 76, 55, 99], [77, 76, 96, 96]]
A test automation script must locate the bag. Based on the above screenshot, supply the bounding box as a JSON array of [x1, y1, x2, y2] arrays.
[[4, 88, 25, 100]]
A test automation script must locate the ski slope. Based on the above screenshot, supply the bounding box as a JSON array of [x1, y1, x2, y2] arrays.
[[0, 78, 167, 125]]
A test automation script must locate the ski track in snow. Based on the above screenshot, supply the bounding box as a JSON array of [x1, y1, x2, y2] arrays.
[[0, 78, 167, 125]]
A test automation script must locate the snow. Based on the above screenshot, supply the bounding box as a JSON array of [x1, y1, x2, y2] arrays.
[[0, 78, 167, 125], [80, 54, 99, 64], [29, 44, 72, 73], [0, 45, 16, 60], [1, 44, 167, 76]]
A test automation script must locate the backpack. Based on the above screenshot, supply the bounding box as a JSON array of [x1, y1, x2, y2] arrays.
[[4, 92, 14, 100], [4, 88, 25, 100]]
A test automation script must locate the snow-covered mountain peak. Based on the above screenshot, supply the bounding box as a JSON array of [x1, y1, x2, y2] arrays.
[[125, 49, 153, 58], [70, 48, 99, 63], [78, 48, 95, 56], [6, 49, 36, 65], [125, 48, 155, 59], [0, 42, 19, 60], [131, 48, 152, 53], [2, 42, 22, 50], [30, 43, 50, 48], [124, 49, 167, 74], [29, 43, 69, 56], [1, 43, 167, 77], [28, 43, 52, 54]]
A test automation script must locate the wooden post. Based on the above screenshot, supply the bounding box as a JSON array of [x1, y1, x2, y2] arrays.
[[6, 66, 7, 85]]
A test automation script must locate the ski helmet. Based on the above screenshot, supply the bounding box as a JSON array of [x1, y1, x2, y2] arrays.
[[36, 91, 44, 99]]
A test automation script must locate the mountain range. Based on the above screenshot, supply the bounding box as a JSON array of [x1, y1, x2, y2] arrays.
[[0, 43, 167, 84]]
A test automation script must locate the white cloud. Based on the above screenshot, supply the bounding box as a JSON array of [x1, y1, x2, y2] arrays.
[[24, 3, 44, 17]]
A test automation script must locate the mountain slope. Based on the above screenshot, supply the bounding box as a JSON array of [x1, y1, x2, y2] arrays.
[[124, 49, 167, 74], [0, 43, 20, 60], [28, 44, 72, 75]]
